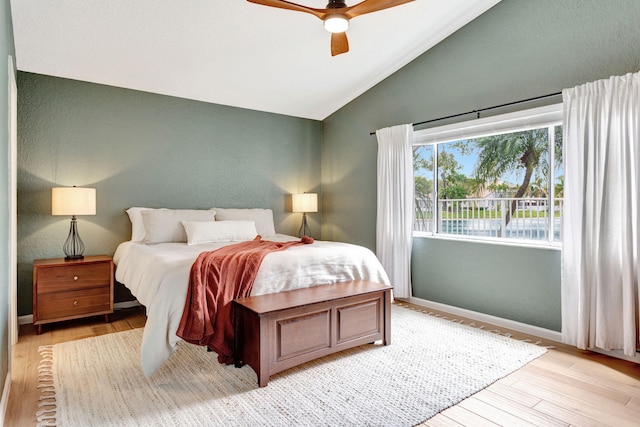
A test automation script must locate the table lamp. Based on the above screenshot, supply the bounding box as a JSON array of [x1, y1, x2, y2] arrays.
[[52, 186, 96, 260], [292, 193, 318, 237]]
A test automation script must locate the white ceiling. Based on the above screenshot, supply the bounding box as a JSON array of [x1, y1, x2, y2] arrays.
[[10, 0, 500, 120]]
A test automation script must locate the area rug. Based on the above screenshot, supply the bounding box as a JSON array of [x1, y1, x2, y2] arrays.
[[36, 305, 546, 427]]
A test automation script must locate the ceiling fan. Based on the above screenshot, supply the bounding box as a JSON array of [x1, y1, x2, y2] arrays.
[[247, 0, 415, 56]]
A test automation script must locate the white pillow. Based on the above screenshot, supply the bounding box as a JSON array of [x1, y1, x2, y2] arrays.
[[126, 207, 162, 241], [141, 209, 216, 244], [212, 208, 276, 237], [182, 220, 258, 245]]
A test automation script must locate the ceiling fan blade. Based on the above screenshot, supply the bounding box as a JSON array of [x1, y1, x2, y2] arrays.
[[331, 32, 349, 56], [344, 0, 414, 18], [247, 0, 327, 20]]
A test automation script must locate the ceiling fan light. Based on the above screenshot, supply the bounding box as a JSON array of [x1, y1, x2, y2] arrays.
[[324, 14, 349, 33]]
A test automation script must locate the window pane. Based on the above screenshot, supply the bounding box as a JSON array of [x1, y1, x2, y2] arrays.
[[554, 125, 563, 242], [413, 145, 434, 232], [437, 141, 476, 236]]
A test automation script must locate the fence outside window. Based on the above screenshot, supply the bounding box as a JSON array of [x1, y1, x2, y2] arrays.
[[415, 196, 562, 243]]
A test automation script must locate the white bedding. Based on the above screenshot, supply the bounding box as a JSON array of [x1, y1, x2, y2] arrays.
[[113, 235, 391, 376]]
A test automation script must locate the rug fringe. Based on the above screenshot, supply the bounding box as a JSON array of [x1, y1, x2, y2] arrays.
[[394, 302, 548, 348], [36, 345, 57, 427]]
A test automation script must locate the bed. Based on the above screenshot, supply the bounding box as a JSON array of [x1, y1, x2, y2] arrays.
[[113, 207, 391, 376]]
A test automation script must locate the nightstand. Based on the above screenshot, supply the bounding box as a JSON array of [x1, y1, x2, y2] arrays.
[[33, 255, 114, 334]]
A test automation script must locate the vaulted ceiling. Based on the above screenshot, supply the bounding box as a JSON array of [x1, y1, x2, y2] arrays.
[[10, 0, 500, 120]]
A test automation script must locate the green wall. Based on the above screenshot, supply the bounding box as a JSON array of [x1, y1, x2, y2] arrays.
[[1, 0, 15, 403], [411, 239, 561, 330], [17, 74, 322, 315], [322, 0, 640, 331]]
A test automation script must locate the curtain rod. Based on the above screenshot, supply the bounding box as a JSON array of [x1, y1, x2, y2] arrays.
[[368, 91, 562, 136]]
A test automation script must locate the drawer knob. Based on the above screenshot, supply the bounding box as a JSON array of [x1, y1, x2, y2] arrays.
[[73, 300, 78, 306], [73, 276, 79, 281]]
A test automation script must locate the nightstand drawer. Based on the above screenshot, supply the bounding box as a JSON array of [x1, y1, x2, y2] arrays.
[[37, 262, 111, 293], [37, 286, 111, 321]]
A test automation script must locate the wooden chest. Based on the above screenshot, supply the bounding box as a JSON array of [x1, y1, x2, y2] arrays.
[[233, 280, 392, 387]]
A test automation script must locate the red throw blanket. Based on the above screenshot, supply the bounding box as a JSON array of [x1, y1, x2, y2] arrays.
[[176, 235, 314, 364]]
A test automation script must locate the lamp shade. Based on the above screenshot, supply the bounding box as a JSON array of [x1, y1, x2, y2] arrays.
[[52, 187, 96, 216], [292, 193, 318, 213]]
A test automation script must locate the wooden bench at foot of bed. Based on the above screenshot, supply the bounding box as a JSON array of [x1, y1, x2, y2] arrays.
[[233, 280, 392, 387]]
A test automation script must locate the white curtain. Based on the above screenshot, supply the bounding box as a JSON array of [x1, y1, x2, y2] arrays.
[[562, 72, 640, 356], [376, 124, 414, 298]]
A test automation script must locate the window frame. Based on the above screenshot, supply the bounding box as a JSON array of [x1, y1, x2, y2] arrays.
[[412, 103, 563, 248]]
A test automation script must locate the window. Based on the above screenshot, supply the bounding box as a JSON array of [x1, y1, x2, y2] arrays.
[[413, 104, 563, 245]]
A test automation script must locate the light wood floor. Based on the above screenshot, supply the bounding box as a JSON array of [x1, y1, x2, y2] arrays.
[[4, 304, 640, 426]]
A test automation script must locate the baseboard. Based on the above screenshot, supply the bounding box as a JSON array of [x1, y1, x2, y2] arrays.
[[590, 347, 640, 363], [0, 373, 11, 427], [404, 296, 563, 343], [18, 300, 142, 325], [405, 297, 640, 364]]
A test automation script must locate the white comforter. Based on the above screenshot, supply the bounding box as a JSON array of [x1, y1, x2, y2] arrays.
[[113, 235, 391, 376]]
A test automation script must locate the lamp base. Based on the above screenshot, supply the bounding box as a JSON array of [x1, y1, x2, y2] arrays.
[[63, 216, 86, 260], [297, 213, 312, 238]]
